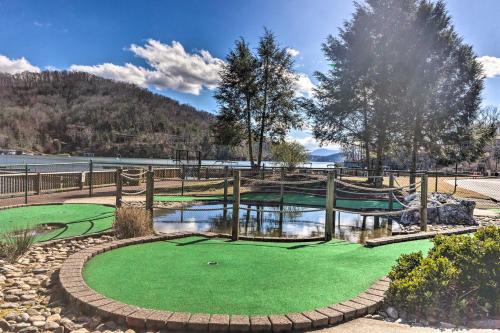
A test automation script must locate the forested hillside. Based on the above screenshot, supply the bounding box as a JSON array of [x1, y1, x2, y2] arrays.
[[0, 71, 216, 158]]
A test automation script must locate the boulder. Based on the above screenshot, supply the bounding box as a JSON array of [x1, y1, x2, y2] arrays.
[[399, 193, 477, 226]]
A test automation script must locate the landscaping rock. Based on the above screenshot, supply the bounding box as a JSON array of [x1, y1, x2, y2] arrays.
[[0, 319, 12, 331], [385, 307, 398, 320], [400, 193, 477, 226]]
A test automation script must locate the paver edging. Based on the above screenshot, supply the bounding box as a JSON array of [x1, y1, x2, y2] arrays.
[[59, 232, 391, 332], [364, 226, 479, 247]]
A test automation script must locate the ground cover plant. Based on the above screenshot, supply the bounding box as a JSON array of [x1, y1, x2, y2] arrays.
[[0, 227, 36, 263], [386, 226, 499, 325], [113, 206, 153, 239]]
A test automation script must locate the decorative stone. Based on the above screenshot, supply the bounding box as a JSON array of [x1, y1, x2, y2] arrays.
[[249, 316, 271, 332], [285, 313, 311, 330], [229, 315, 250, 332], [0, 319, 12, 331], [209, 314, 230, 332], [328, 304, 356, 320], [400, 193, 477, 226], [44, 321, 60, 330], [166, 312, 190, 331], [302, 311, 329, 327], [315, 307, 343, 325], [385, 306, 398, 320], [187, 313, 210, 331], [268, 315, 292, 332]]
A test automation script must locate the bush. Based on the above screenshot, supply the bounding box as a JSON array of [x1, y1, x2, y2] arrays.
[[0, 227, 36, 263], [271, 141, 309, 171], [113, 207, 153, 239], [386, 226, 500, 324]]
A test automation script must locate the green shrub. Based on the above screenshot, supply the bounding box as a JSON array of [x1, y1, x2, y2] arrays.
[[386, 226, 500, 324], [387, 251, 423, 281], [0, 227, 36, 263], [113, 207, 153, 239]]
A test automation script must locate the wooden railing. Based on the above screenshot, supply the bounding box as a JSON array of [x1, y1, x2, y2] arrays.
[[0, 170, 116, 197]]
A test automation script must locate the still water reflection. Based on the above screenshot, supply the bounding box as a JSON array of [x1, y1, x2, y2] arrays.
[[154, 203, 399, 244]]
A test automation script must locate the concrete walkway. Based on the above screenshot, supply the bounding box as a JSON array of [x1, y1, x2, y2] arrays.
[[447, 178, 500, 201], [308, 318, 498, 333]]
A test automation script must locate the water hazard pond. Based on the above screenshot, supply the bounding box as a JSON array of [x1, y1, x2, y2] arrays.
[[154, 202, 401, 243]]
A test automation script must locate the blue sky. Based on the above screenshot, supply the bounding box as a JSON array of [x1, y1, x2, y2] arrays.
[[1, 0, 499, 151]]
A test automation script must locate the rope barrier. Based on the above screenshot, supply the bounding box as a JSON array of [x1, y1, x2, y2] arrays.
[[240, 206, 325, 214], [334, 179, 401, 192], [391, 194, 412, 208], [122, 189, 147, 196], [153, 206, 231, 211], [121, 173, 144, 181], [333, 206, 420, 216], [122, 170, 148, 177], [241, 177, 326, 185], [335, 188, 389, 197]]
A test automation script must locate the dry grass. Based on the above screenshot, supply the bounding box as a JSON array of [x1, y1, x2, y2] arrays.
[[341, 175, 489, 199], [0, 227, 36, 263], [113, 207, 153, 239]]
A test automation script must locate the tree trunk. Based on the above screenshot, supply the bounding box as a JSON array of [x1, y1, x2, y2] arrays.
[[374, 129, 386, 187], [257, 60, 269, 168], [409, 113, 422, 190], [246, 97, 254, 168]]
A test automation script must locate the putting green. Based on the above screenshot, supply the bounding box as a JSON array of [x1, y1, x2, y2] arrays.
[[154, 193, 402, 210], [0, 204, 115, 242], [83, 236, 432, 315]]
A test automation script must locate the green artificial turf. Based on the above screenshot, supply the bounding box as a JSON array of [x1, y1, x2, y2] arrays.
[[0, 204, 115, 242], [83, 236, 432, 315], [154, 193, 401, 210]]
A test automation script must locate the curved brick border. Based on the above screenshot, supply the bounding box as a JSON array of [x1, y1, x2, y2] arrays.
[[365, 226, 478, 247], [59, 232, 391, 332]]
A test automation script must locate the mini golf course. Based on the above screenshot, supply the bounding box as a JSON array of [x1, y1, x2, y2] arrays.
[[154, 193, 402, 210], [83, 236, 432, 315], [0, 204, 115, 242]]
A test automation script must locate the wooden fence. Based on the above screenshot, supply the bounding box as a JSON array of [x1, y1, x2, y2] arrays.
[[0, 170, 116, 197]]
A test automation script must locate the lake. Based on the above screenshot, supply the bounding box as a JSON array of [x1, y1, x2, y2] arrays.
[[0, 154, 336, 169]]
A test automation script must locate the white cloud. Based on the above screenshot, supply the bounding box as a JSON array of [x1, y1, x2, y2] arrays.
[[33, 21, 51, 28], [294, 73, 315, 98], [478, 56, 500, 78], [70, 39, 224, 95], [288, 130, 340, 152], [70, 63, 152, 88], [0, 55, 40, 74], [286, 48, 300, 57]]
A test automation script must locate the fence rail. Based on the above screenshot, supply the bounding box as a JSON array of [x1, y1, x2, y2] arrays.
[[0, 161, 498, 209]]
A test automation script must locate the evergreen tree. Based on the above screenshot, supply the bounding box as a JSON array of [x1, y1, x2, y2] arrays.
[[213, 29, 303, 168], [214, 38, 258, 167], [307, 0, 492, 180]]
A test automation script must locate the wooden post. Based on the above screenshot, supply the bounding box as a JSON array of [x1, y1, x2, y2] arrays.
[[35, 172, 41, 195], [434, 169, 438, 193], [231, 170, 241, 241], [261, 163, 265, 180], [181, 164, 185, 196], [89, 160, 94, 197], [388, 173, 394, 225], [24, 164, 28, 204], [146, 166, 154, 218], [223, 166, 228, 203], [420, 173, 428, 231], [325, 171, 336, 241], [115, 168, 122, 208], [79, 172, 84, 190], [280, 167, 285, 205]]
